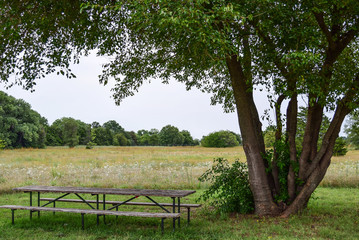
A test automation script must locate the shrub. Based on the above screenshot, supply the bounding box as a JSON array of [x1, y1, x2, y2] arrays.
[[333, 137, 348, 156], [198, 158, 254, 214], [0, 138, 5, 149], [201, 131, 239, 148]]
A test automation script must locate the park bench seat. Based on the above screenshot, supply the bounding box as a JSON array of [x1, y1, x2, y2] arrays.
[[40, 197, 201, 208], [40, 198, 201, 223], [0, 205, 180, 233]]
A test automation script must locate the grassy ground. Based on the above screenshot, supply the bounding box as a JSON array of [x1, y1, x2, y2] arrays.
[[0, 188, 358, 239], [0, 146, 359, 239]]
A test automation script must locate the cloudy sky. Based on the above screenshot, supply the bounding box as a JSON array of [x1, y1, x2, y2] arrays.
[[1, 54, 272, 139]]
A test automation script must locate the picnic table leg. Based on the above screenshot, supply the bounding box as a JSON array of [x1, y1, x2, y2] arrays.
[[11, 209, 15, 224], [53, 201, 56, 215], [187, 207, 190, 225], [30, 192, 32, 220], [178, 197, 181, 228], [103, 194, 106, 224], [116, 206, 119, 221], [161, 218, 164, 234], [172, 197, 176, 231], [37, 192, 40, 218], [81, 213, 85, 230], [96, 194, 99, 225]]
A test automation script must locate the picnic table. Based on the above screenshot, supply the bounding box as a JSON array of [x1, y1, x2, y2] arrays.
[[0, 185, 200, 233]]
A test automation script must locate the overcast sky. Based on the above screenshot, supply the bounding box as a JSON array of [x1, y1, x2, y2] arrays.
[[1, 54, 273, 139]]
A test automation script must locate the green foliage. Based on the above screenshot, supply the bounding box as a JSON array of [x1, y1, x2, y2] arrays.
[[265, 107, 348, 157], [46, 117, 90, 147], [0, 91, 48, 148], [345, 114, 359, 149], [181, 130, 196, 146], [113, 133, 128, 146], [198, 158, 254, 214], [159, 125, 184, 146], [86, 130, 97, 149], [201, 131, 239, 148], [92, 126, 112, 146], [263, 125, 276, 148], [333, 137, 348, 156], [137, 129, 160, 146], [0, 138, 6, 149], [264, 140, 292, 203], [63, 118, 79, 148]]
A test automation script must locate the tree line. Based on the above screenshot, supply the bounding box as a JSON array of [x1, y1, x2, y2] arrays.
[[0, 91, 242, 149]]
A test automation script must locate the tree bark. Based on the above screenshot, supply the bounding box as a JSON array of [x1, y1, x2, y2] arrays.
[[281, 99, 351, 217], [226, 55, 280, 215], [286, 94, 298, 202]]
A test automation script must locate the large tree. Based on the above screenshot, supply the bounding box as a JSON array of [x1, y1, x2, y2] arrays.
[[1, 0, 359, 216], [0, 91, 47, 148]]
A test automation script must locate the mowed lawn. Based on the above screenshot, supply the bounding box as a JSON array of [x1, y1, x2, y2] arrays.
[[0, 146, 358, 239]]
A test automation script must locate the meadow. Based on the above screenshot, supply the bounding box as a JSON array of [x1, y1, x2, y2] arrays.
[[0, 146, 358, 239]]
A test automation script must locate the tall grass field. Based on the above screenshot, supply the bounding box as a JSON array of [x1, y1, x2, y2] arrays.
[[0, 146, 358, 239]]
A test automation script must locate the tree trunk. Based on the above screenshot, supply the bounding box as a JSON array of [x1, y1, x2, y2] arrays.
[[226, 55, 281, 215], [281, 99, 351, 217]]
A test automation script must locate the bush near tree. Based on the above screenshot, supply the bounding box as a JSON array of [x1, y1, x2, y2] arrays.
[[198, 158, 254, 214], [201, 131, 240, 148]]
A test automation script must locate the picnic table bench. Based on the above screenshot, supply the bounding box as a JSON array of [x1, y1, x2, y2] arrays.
[[0, 185, 200, 233]]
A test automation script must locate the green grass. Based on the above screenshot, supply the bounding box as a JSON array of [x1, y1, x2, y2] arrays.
[[0, 188, 358, 239], [1, 147, 359, 239]]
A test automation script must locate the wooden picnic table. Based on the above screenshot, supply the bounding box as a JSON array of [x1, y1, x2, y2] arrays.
[[7, 185, 197, 232], [13, 185, 196, 198]]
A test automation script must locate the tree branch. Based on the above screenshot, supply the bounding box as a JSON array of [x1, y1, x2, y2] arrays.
[[303, 74, 359, 179], [272, 94, 286, 195], [313, 12, 334, 48]]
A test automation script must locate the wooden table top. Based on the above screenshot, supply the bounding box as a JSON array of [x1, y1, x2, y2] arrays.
[[13, 186, 196, 198]]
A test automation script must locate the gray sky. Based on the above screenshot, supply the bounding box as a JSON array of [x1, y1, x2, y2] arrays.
[[1, 54, 272, 139]]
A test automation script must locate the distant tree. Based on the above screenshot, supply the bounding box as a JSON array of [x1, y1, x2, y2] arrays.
[[92, 126, 112, 146], [181, 130, 195, 146], [113, 132, 128, 146], [46, 119, 64, 146], [76, 121, 91, 145], [201, 131, 239, 148], [345, 114, 359, 149], [137, 128, 160, 146], [159, 125, 184, 146], [0, 91, 48, 148], [263, 126, 277, 148], [137, 129, 149, 136], [333, 137, 348, 156], [46, 118, 90, 147], [63, 118, 79, 148], [230, 132, 242, 146], [125, 131, 138, 146], [91, 121, 101, 129], [103, 120, 124, 133], [86, 129, 97, 149]]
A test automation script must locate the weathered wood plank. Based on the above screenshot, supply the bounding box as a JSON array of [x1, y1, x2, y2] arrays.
[[40, 198, 201, 208], [13, 186, 196, 197], [0, 205, 180, 218]]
